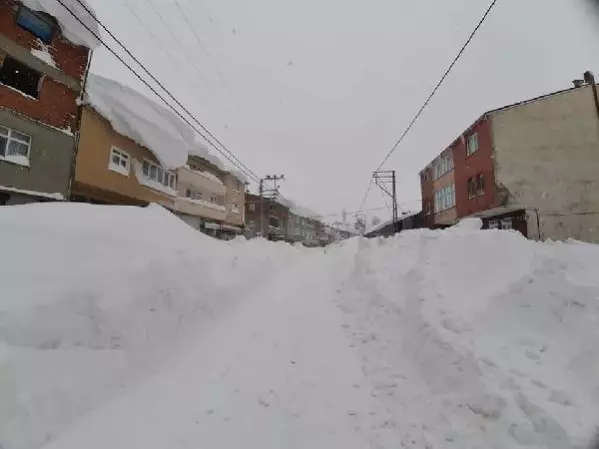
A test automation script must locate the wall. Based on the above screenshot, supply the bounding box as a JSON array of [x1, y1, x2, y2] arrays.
[[491, 85, 599, 243], [0, 0, 88, 131], [73, 107, 174, 207], [453, 117, 497, 218], [420, 165, 434, 228], [223, 173, 245, 227], [0, 105, 73, 196], [175, 166, 227, 222]]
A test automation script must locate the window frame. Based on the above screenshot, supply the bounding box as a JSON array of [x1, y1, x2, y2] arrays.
[[466, 132, 479, 156], [16, 6, 56, 44], [0, 56, 43, 99], [141, 159, 177, 190], [108, 147, 130, 176], [249, 203, 256, 212], [0, 125, 32, 166]]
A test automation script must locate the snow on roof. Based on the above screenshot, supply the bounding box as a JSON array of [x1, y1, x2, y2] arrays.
[[21, 0, 101, 49], [365, 210, 421, 235], [190, 140, 250, 183], [85, 74, 197, 170]]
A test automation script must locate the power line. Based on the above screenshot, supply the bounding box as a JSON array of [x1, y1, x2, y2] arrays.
[[64, 0, 261, 184], [357, 0, 499, 212]]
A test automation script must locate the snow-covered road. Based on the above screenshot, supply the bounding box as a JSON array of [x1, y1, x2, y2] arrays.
[[1, 204, 598, 449], [42, 253, 381, 449]]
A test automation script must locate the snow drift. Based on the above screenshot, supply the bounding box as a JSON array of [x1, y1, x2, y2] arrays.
[[1, 203, 598, 449], [21, 0, 101, 49]]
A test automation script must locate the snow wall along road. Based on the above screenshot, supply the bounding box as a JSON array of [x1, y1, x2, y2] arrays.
[[0, 203, 598, 449]]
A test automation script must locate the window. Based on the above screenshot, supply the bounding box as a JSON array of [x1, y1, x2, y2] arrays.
[[433, 153, 453, 180], [17, 7, 55, 43], [232, 203, 240, 213], [108, 148, 130, 176], [468, 174, 485, 199], [0, 125, 31, 165], [466, 133, 479, 156], [185, 188, 203, 200], [142, 159, 176, 189], [433, 184, 456, 213], [489, 220, 499, 229], [0, 57, 42, 99], [210, 196, 217, 204], [500, 218, 513, 230], [249, 203, 256, 212], [235, 180, 242, 192]]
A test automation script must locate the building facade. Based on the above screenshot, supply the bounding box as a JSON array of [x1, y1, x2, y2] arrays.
[[0, 0, 91, 204], [176, 154, 245, 239], [72, 106, 176, 208], [420, 83, 599, 243], [245, 193, 289, 240]]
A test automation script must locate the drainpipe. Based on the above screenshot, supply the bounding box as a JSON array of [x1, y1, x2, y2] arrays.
[[67, 49, 93, 201]]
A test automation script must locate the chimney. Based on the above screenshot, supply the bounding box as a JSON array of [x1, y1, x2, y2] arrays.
[[573, 79, 585, 88]]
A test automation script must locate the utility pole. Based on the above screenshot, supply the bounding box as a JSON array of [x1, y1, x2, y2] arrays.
[[373, 170, 399, 233], [259, 174, 285, 239]]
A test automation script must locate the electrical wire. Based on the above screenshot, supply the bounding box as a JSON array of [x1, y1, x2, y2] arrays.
[[357, 0, 499, 212], [64, 0, 261, 184]]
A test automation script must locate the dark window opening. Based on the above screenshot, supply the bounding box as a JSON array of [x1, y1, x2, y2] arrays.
[[0, 57, 42, 98], [16, 6, 55, 43]]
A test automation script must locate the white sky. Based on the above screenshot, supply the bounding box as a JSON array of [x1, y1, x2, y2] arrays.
[[86, 0, 599, 224]]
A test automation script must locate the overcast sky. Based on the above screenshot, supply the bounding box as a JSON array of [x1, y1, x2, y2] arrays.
[[86, 0, 599, 224]]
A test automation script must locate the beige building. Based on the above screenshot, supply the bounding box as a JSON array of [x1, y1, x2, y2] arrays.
[[175, 154, 246, 238], [72, 106, 176, 208]]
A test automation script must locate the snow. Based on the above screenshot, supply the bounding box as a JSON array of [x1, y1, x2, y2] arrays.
[[30, 42, 56, 68], [176, 196, 227, 212], [21, 0, 101, 49], [1, 203, 598, 449], [0, 184, 63, 200], [85, 75, 197, 170]]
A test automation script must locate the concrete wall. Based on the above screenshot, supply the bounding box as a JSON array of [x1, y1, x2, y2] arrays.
[[491, 85, 599, 243], [0, 105, 73, 196], [73, 107, 174, 207]]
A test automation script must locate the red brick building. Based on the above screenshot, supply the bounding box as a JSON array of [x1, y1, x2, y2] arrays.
[[245, 193, 290, 240], [0, 0, 94, 204], [420, 83, 599, 242]]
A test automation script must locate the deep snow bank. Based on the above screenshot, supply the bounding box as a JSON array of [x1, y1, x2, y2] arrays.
[[333, 228, 599, 449], [0, 203, 303, 449]]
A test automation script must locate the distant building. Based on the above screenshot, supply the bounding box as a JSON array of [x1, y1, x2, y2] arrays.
[[420, 83, 599, 243], [364, 211, 424, 238], [245, 193, 289, 241], [176, 154, 245, 239], [0, 0, 95, 204]]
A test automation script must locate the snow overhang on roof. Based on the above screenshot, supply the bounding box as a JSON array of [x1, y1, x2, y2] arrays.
[[85, 74, 197, 170], [21, 0, 102, 49]]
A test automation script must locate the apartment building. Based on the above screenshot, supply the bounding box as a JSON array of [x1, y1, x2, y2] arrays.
[[0, 0, 95, 204], [72, 104, 177, 208], [245, 193, 289, 240], [176, 154, 245, 239], [420, 82, 599, 242]]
